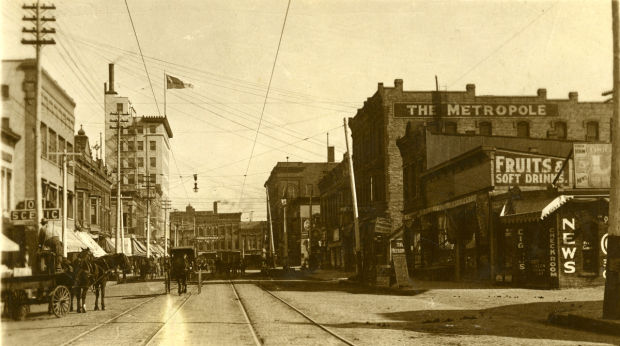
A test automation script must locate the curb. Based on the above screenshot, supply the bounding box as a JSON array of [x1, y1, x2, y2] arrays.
[[548, 312, 620, 337]]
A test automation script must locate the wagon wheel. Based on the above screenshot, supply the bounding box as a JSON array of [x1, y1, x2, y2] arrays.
[[50, 285, 70, 318]]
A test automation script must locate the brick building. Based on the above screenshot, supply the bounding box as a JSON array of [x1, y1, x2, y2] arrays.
[[265, 161, 338, 267], [169, 203, 242, 262], [351, 79, 612, 281], [73, 126, 113, 238], [318, 156, 355, 271], [239, 221, 267, 267]]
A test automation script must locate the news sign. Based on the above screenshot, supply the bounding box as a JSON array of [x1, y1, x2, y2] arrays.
[[574, 143, 611, 189], [494, 152, 568, 186]]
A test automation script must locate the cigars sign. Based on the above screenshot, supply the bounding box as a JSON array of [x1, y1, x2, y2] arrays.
[[494, 152, 568, 186], [394, 103, 558, 117]]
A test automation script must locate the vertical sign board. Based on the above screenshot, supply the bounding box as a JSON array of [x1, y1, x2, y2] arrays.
[[573, 143, 612, 188], [392, 254, 411, 287]]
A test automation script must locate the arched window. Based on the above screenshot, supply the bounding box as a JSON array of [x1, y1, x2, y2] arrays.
[[517, 121, 530, 138], [479, 121, 492, 136], [586, 121, 599, 141]]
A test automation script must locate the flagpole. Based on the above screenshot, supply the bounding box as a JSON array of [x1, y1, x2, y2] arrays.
[[164, 71, 166, 116]]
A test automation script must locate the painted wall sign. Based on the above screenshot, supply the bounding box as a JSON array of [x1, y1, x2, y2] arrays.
[[494, 152, 568, 186], [391, 239, 405, 254], [561, 217, 577, 274], [394, 103, 558, 117], [549, 227, 558, 277], [574, 143, 611, 188]]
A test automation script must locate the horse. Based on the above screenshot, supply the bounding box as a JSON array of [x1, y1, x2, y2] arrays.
[[171, 254, 190, 295], [91, 253, 131, 311], [69, 248, 94, 314]]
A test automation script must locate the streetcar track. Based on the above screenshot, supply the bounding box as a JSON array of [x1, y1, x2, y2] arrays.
[[59, 294, 159, 346], [230, 280, 263, 346], [142, 287, 196, 346], [233, 280, 357, 346]]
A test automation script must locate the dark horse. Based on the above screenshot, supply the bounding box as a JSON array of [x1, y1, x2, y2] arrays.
[[171, 254, 190, 295], [70, 248, 94, 313], [91, 253, 131, 311]]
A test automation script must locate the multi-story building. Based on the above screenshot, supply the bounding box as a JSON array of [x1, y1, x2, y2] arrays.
[[1, 118, 21, 219], [169, 202, 242, 262], [104, 64, 172, 241], [73, 126, 113, 238], [264, 160, 338, 267], [239, 221, 267, 267], [350, 79, 612, 281], [318, 155, 355, 271], [2, 59, 76, 268]]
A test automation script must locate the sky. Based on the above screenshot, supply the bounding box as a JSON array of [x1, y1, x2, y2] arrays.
[[1, 0, 614, 220]]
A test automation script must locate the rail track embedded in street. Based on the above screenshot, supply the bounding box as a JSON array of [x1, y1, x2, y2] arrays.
[[233, 280, 358, 346], [229, 280, 263, 346]]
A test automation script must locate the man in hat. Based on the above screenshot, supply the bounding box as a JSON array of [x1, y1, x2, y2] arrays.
[[38, 218, 63, 272]]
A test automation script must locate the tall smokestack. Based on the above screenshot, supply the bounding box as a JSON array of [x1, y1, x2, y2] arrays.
[[213, 201, 218, 214], [108, 63, 115, 94], [327, 146, 335, 163]]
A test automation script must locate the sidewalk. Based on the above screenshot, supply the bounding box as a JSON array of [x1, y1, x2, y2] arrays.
[[548, 300, 620, 337]]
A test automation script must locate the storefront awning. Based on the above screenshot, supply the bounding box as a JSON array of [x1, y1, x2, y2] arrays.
[[2, 234, 19, 252], [131, 238, 147, 257], [74, 231, 107, 257], [105, 237, 133, 255], [500, 194, 585, 224]]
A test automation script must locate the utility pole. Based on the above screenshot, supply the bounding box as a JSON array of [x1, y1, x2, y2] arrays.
[[161, 199, 171, 257], [109, 111, 129, 253], [266, 187, 276, 268], [49, 149, 78, 257], [604, 0, 620, 320], [282, 198, 288, 270], [22, 1, 55, 231], [343, 118, 362, 279]]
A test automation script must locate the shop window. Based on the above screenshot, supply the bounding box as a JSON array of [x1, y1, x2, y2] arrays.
[[479, 121, 492, 136], [581, 221, 599, 273], [555, 122, 567, 139], [517, 121, 530, 138], [586, 121, 599, 141], [444, 121, 457, 134]]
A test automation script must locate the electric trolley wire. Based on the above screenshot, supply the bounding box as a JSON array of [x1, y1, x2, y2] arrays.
[[239, 0, 292, 209], [124, 0, 161, 116]]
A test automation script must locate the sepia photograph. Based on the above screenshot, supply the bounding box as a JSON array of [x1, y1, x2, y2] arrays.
[[2, 0, 620, 345]]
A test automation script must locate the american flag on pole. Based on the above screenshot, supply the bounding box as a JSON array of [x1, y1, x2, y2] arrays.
[[166, 74, 193, 89]]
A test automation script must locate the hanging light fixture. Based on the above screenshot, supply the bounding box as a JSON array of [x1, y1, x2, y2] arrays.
[[193, 173, 199, 193]]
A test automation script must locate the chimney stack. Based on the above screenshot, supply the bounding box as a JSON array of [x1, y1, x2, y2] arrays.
[[213, 201, 218, 214], [107, 63, 116, 94], [327, 146, 335, 163]]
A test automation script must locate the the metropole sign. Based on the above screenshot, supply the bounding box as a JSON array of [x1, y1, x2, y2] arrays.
[[394, 103, 559, 117]]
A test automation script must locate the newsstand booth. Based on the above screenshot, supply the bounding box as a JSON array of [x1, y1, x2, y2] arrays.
[[499, 194, 608, 289]]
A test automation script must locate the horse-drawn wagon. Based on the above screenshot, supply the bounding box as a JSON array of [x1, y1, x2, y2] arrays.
[[165, 246, 195, 295], [1, 252, 72, 320]]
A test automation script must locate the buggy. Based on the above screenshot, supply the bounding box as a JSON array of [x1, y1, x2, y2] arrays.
[[165, 247, 195, 295]]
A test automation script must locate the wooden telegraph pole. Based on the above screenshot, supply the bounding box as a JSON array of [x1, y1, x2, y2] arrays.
[[604, 0, 620, 320], [109, 111, 129, 253], [21, 1, 55, 231], [343, 118, 362, 279]]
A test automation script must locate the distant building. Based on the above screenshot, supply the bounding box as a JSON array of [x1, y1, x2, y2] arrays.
[[103, 64, 172, 241], [350, 79, 612, 281], [318, 155, 355, 271], [73, 126, 113, 238], [169, 202, 242, 262], [264, 160, 338, 267], [239, 221, 267, 267], [2, 59, 76, 268]]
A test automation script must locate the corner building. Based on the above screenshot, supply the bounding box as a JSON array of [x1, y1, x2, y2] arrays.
[[350, 79, 611, 282]]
